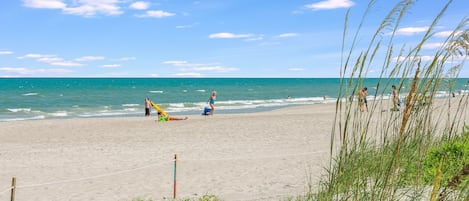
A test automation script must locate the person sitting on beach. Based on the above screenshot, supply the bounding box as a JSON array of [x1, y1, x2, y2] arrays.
[[207, 90, 217, 115], [157, 111, 188, 122]]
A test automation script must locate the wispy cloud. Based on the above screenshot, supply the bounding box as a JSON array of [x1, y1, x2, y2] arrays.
[[163, 60, 239, 73], [172, 72, 203, 77], [305, 0, 355, 10], [176, 23, 199, 29], [75, 56, 105, 61], [18, 53, 84, 67], [49, 61, 84, 67], [276, 33, 299, 38], [23, 0, 66, 9], [209, 32, 255, 39], [101, 64, 120, 68], [0, 51, 14, 55], [288, 68, 305, 71], [24, 0, 123, 17], [17, 53, 55, 59], [395, 26, 429, 35], [190, 66, 239, 72], [116, 57, 136, 61], [129, 1, 149, 10], [422, 42, 443, 49], [435, 30, 463, 38], [0, 67, 73, 75], [136, 10, 175, 18]]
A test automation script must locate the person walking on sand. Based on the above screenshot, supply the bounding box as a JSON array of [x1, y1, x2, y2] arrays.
[[145, 97, 151, 116], [391, 85, 400, 111], [207, 91, 217, 115]]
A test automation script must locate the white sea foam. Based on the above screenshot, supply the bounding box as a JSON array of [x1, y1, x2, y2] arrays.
[[50, 111, 68, 117], [7, 108, 31, 113], [122, 104, 139, 107], [1, 115, 45, 122], [169, 103, 185, 108], [196, 89, 206, 92], [149, 90, 164, 93], [22, 93, 39, 96]]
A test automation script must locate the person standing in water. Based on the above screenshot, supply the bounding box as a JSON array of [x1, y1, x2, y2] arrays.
[[207, 91, 217, 115]]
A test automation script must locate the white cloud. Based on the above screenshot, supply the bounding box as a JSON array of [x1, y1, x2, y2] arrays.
[[163, 60, 189, 66], [164, 60, 239, 73], [24, 0, 123, 16], [129, 1, 149, 10], [176, 23, 199, 29], [17, 53, 55, 59], [289, 68, 305, 71], [422, 42, 443, 49], [191, 66, 239, 72], [137, 10, 175, 18], [209, 32, 254, 39], [23, 0, 66, 9], [245, 36, 264, 41], [173, 72, 203, 77], [276, 33, 299, 38], [0, 67, 73, 75], [18, 53, 84, 67], [116, 57, 136, 61], [63, 0, 123, 16], [37, 57, 63, 63], [102, 64, 120, 68], [0, 51, 14, 55], [435, 30, 463, 38], [305, 0, 354, 10], [75, 56, 105, 61], [50, 61, 84, 67], [395, 26, 429, 35]]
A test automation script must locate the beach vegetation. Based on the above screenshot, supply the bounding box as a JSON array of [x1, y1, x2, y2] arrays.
[[289, 0, 469, 200]]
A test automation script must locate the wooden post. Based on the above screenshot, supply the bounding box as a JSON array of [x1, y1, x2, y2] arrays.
[[173, 154, 177, 199], [10, 177, 16, 201]]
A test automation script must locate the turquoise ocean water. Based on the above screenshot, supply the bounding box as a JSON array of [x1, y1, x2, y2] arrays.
[[1, 78, 468, 121]]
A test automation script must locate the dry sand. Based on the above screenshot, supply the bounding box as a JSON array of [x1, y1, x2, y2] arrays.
[[0, 103, 338, 201], [1, 97, 468, 201]]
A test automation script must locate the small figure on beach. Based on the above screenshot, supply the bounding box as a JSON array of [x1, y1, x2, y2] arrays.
[[207, 90, 217, 115], [157, 112, 188, 122], [391, 85, 400, 111], [145, 97, 151, 116], [359, 87, 368, 112]]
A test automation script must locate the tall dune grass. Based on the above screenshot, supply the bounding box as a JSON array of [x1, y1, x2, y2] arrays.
[[308, 0, 469, 200]]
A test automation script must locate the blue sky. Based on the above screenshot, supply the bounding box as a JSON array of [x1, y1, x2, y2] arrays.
[[0, 0, 467, 77]]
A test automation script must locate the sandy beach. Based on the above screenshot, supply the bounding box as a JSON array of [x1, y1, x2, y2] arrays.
[[0, 103, 338, 201], [1, 97, 468, 201]]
